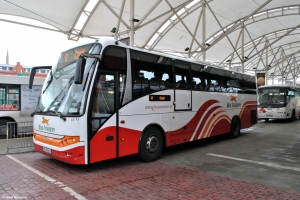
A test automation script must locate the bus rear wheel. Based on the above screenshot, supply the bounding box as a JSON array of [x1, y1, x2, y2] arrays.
[[138, 126, 163, 162], [229, 117, 240, 138], [0, 119, 9, 139]]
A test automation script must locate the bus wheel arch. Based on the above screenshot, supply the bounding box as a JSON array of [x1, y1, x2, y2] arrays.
[[229, 116, 241, 138], [137, 124, 165, 162], [0, 117, 15, 138]]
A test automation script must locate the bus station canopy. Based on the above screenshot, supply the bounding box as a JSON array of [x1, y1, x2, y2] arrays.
[[1, 0, 300, 83]]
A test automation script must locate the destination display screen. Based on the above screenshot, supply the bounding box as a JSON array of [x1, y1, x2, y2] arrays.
[[54, 43, 100, 74], [60, 43, 97, 64], [149, 95, 170, 101]]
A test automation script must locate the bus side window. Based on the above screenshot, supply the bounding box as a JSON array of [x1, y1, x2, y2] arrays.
[[133, 77, 149, 99], [8, 86, 20, 109], [130, 49, 172, 99], [174, 62, 191, 90], [102, 46, 127, 70]]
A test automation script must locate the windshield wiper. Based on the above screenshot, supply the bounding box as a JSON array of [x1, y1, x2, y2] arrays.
[[48, 109, 66, 121], [31, 96, 45, 116]]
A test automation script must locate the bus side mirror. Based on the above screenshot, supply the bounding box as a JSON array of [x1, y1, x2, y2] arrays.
[[29, 66, 51, 89], [29, 69, 37, 89], [74, 56, 86, 84]]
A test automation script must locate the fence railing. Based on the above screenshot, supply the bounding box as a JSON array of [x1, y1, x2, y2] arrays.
[[6, 121, 34, 153]]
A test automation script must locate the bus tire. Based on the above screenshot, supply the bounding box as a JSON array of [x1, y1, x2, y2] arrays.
[[229, 117, 240, 138], [0, 119, 10, 139], [265, 118, 269, 122], [138, 126, 163, 162], [290, 110, 295, 122]]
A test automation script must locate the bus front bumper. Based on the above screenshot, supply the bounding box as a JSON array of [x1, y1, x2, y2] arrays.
[[34, 143, 85, 165]]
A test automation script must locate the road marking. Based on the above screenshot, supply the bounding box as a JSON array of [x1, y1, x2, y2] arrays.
[[6, 155, 86, 200], [207, 153, 300, 172]]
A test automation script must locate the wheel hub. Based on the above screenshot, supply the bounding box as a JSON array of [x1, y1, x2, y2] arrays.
[[146, 135, 159, 153], [0, 124, 6, 136]]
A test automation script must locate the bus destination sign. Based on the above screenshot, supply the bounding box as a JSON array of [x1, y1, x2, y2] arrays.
[[60, 44, 96, 64]]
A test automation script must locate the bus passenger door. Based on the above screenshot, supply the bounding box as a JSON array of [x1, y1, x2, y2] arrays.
[[173, 61, 192, 111], [89, 72, 120, 163]]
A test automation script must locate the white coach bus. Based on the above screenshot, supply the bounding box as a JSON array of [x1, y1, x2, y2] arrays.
[[257, 84, 300, 122], [29, 38, 257, 165], [0, 75, 44, 138]]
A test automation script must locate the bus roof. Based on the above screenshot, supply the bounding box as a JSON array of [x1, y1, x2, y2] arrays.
[[77, 37, 255, 79], [0, 75, 45, 86]]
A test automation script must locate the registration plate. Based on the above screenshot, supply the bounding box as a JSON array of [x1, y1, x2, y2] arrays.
[[42, 146, 52, 154]]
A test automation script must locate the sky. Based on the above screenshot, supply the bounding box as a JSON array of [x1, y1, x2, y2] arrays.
[[0, 21, 95, 67]]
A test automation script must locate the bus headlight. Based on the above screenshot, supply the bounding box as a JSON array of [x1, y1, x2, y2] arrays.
[[34, 133, 80, 147], [60, 136, 80, 147]]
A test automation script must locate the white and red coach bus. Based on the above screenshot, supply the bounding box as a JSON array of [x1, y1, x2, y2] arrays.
[[29, 38, 257, 164], [257, 84, 300, 121]]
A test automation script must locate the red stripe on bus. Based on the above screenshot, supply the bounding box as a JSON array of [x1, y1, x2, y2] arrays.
[[207, 115, 231, 138], [192, 105, 222, 140], [199, 110, 228, 139], [164, 100, 221, 144]]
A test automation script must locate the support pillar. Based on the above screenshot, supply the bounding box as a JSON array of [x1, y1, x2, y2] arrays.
[[130, 0, 135, 47]]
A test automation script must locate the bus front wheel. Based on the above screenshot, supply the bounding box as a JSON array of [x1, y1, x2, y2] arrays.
[[229, 117, 240, 138], [138, 126, 163, 162], [290, 110, 296, 122]]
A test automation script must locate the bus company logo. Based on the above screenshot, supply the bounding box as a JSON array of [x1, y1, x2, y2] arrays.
[[230, 95, 237, 102], [42, 116, 49, 125], [38, 116, 55, 133], [227, 95, 241, 108]]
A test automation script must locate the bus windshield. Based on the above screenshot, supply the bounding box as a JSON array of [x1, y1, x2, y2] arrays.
[[258, 87, 286, 107], [36, 43, 101, 116]]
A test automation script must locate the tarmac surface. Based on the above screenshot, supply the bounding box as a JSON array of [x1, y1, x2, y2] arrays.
[[0, 119, 299, 200]]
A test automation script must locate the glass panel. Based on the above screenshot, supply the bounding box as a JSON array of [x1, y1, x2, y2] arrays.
[[35, 43, 101, 115], [0, 86, 6, 104], [258, 87, 286, 107], [91, 73, 116, 133], [174, 62, 191, 90], [8, 86, 20, 109], [102, 46, 127, 70], [130, 49, 172, 98], [9, 94, 19, 109], [8, 87, 19, 93]]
